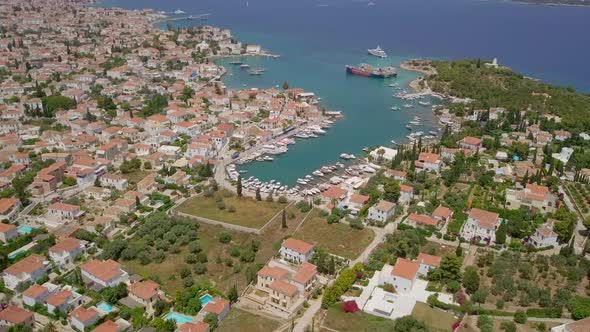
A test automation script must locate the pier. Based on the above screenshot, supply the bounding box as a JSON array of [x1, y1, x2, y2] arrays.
[[154, 13, 211, 24]]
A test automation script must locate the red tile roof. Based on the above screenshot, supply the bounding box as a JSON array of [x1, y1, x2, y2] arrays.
[[49, 237, 81, 253], [257, 265, 289, 280], [0, 306, 33, 324], [22, 284, 48, 299], [269, 279, 298, 297], [80, 259, 123, 282], [48, 202, 80, 212], [433, 206, 453, 220], [46, 290, 72, 307], [4, 254, 46, 275], [321, 186, 347, 200], [203, 298, 229, 315], [469, 208, 499, 229], [71, 306, 99, 323], [417, 253, 441, 268], [0, 222, 16, 233], [178, 322, 210, 332], [94, 320, 119, 332], [128, 280, 160, 301], [0, 198, 18, 214], [282, 238, 314, 255], [293, 262, 317, 284], [407, 213, 437, 227], [391, 258, 419, 280]]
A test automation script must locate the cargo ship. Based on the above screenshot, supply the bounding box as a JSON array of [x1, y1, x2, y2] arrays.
[[346, 63, 397, 78]]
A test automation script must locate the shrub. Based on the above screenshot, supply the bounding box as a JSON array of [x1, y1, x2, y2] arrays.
[[230, 247, 241, 257], [513, 310, 527, 324], [227, 205, 236, 213], [568, 296, 590, 320], [342, 300, 359, 313], [278, 196, 288, 204], [218, 232, 232, 244], [194, 263, 207, 275], [501, 321, 516, 332]]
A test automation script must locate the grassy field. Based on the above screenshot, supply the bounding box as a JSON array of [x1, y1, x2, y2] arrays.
[[292, 210, 374, 259], [411, 302, 458, 332], [176, 190, 286, 229], [322, 303, 396, 331], [124, 204, 308, 295], [121, 170, 151, 185], [217, 308, 281, 332]]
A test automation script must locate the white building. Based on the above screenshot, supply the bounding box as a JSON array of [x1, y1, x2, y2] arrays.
[[3, 254, 49, 291], [460, 208, 500, 243], [378, 258, 419, 293], [417, 253, 441, 277], [367, 200, 396, 222], [552, 147, 574, 165], [529, 220, 559, 249], [80, 259, 128, 290], [369, 146, 397, 162], [280, 238, 315, 263], [49, 237, 87, 268], [70, 306, 100, 331], [0, 223, 18, 243], [551, 317, 590, 332]]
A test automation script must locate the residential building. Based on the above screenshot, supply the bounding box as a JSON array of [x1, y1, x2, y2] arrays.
[[417, 253, 441, 276], [460, 208, 500, 243], [0, 306, 34, 330], [432, 206, 453, 224], [46, 289, 83, 314], [398, 185, 414, 205], [378, 258, 419, 293], [22, 284, 52, 307], [279, 238, 314, 263], [49, 237, 86, 267], [202, 298, 230, 321], [405, 213, 438, 229], [100, 173, 128, 191], [506, 183, 557, 213], [0, 198, 20, 221], [70, 306, 100, 331], [47, 202, 84, 221], [3, 254, 49, 291], [80, 259, 129, 290], [178, 322, 210, 332], [367, 200, 396, 222], [0, 223, 18, 243], [458, 136, 482, 151], [529, 220, 559, 249], [414, 152, 442, 173], [127, 280, 161, 316]]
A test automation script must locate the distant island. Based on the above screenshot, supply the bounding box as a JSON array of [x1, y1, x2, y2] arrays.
[[513, 0, 590, 6]]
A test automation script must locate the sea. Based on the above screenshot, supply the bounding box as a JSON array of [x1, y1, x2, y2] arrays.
[[101, 0, 590, 186]]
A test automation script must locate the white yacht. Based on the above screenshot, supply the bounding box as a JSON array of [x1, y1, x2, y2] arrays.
[[368, 45, 387, 58]]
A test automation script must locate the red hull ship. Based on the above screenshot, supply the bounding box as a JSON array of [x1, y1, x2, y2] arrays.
[[346, 63, 397, 78]]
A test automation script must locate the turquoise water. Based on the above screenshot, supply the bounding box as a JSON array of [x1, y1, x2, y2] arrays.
[[200, 294, 213, 306], [18, 226, 33, 234], [97, 301, 114, 313], [217, 52, 437, 185], [164, 312, 193, 325], [101, 0, 590, 185], [8, 250, 25, 260]]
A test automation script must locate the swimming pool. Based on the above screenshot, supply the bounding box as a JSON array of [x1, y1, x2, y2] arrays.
[[18, 226, 33, 234], [164, 312, 193, 325], [200, 294, 213, 306], [8, 250, 26, 260], [97, 301, 114, 313]]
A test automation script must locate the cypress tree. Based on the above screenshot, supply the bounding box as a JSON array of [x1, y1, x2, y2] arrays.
[[255, 187, 261, 201], [281, 209, 287, 228], [237, 176, 242, 197]]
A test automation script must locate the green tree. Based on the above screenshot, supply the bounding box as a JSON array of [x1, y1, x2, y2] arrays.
[[455, 244, 462, 257], [495, 223, 507, 244], [255, 187, 261, 201], [228, 284, 238, 304], [463, 266, 480, 294], [236, 176, 242, 197], [204, 313, 218, 329], [281, 209, 287, 228], [438, 255, 461, 281], [282, 81, 289, 90], [393, 316, 429, 332]]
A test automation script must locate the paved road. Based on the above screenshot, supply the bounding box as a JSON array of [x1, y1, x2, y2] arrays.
[[292, 299, 322, 332]]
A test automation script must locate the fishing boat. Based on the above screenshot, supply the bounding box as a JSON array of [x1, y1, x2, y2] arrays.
[[368, 45, 387, 58], [248, 69, 264, 75], [240, 64, 250, 69], [229, 61, 242, 65], [174, 9, 186, 14], [340, 153, 355, 160], [312, 170, 324, 177], [406, 125, 412, 130], [391, 106, 400, 111]]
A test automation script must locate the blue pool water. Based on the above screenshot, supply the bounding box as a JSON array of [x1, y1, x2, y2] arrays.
[[18, 226, 33, 234], [164, 312, 193, 325], [200, 294, 213, 306], [97, 301, 114, 313], [8, 250, 25, 260]]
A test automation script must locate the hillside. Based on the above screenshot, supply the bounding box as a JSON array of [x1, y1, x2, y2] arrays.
[[427, 59, 590, 131]]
